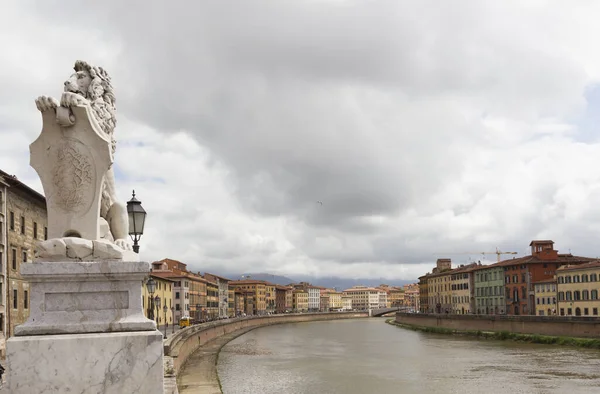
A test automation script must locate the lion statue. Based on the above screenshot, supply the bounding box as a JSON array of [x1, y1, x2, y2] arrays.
[[34, 60, 131, 251]]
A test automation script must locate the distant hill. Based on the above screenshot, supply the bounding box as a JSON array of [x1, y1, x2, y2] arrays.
[[236, 273, 298, 286], [233, 273, 412, 290]]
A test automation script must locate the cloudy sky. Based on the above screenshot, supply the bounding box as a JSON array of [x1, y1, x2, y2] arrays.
[[2, 1, 600, 281]]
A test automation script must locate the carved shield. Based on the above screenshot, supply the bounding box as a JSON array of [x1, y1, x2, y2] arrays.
[[30, 105, 113, 241]]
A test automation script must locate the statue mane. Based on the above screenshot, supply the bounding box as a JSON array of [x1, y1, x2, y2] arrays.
[[73, 60, 117, 154]]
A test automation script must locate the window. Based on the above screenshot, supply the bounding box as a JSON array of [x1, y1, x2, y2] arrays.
[[44, 227, 48, 240], [592, 290, 598, 300], [11, 248, 16, 270], [574, 291, 581, 301], [536, 298, 540, 305], [175, 304, 180, 311], [558, 292, 564, 301], [22, 251, 27, 263], [24, 290, 28, 310], [560, 308, 565, 316], [594, 308, 598, 316], [521, 286, 527, 299], [592, 274, 598, 282], [574, 275, 580, 283], [583, 290, 589, 300], [582, 274, 589, 283], [505, 276, 510, 284], [521, 273, 526, 283], [566, 291, 572, 301], [9, 212, 14, 230], [20, 216, 25, 235], [175, 292, 180, 299], [558, 276, 564, 284], [33, 222, 38, 239], [13, 289, 17, 309], [584, 308, 589, 316], [568, 308, 572, 315]]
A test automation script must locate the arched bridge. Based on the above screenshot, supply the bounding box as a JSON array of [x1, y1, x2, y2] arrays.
[[370, 307, 412, 317]]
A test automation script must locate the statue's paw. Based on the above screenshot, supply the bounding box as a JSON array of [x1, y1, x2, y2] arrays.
[[114, 239, 132, 251], [60, 91, 88, 107], [35, 96, 58, 112]]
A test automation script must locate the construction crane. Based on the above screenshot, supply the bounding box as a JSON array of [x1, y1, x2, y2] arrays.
[[433, 248, 518, 263]]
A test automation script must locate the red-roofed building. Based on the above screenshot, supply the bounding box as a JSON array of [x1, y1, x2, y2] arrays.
[[501, 240, 596, 315]]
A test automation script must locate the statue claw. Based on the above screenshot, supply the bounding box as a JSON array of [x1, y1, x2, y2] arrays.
[[114, 239, 132, 251]]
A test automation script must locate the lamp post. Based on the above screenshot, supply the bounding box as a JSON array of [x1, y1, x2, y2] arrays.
[[155, 296, 161, 327], [171, 307, 175, 334], [162, 304, 168, 339], [146, 277, 156, 320], [127, 190, 147, 254]]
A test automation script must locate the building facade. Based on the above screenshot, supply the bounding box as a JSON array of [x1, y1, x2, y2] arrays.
[[142, 274, 175, 325], [230, 279, 267, 315], [204, 273, 231, 318], [502, 240, 594, 315], [557, 262, 600, 317], [292, 290, 308, 312], [1, 170, 47, 351], [418, 275, 428, 313], [533, 279, 557, 316], [474, 264, 505, 315]]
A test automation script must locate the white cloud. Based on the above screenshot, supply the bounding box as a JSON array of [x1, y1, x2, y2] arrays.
[[2, 1, 600, 281]]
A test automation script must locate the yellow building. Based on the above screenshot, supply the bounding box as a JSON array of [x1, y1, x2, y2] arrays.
[[206, 280, 219, 319], [388, 287, 405, 308], [450, 266, 474, 314], [327, 291, 342, 310], [557, 262, 600, 317], [228, 286, 235, 317], [292, 290, 308, 312], [427, 273, 453, 313], [265, 283, 276, 313], [230, 279, 267, 315], [142, 274, 175, 326], [534, 279, 557, 316]]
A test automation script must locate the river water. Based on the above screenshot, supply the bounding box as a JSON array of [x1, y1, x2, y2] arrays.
[[217, 318, 600, 394]]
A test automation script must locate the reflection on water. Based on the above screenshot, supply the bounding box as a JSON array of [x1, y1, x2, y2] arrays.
[[217, 318, 600, 394]]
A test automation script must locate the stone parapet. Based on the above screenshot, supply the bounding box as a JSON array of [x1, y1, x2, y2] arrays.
[[395, 312, 600, 338]]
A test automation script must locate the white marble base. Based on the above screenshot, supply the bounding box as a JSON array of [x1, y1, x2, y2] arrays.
[[6, 330, 164, 394], [15, 260, 155, 336]]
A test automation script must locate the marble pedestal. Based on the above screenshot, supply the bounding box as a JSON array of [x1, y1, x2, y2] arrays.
[[5, 260, 163, 393], [15, 260, 155, 335], [6, 330, 163, 394]]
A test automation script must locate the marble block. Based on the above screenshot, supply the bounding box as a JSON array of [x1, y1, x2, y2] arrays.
[[15, 260, 155, 336], [6, 330, 164, 394]]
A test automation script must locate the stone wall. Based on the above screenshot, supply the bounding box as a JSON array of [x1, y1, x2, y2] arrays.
[[396, 312, 600, 338], [165, 312, 368, 375]]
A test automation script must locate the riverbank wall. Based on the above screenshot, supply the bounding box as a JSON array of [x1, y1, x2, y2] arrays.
[[166, 312, 368, 377], [395, 312, 600, 338]]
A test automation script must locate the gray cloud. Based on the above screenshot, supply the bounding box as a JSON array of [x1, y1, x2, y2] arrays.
[[2, 1, 600, 280]]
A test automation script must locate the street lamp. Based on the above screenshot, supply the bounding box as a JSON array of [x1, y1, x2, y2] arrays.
[[127, 190, 147, 254], [146, 277, 156, 320], [155, 296, 161, 327], [162, 304, 168, 339]]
